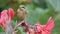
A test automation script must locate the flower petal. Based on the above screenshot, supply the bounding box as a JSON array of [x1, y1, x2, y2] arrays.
[[8, 8, 14, 19], [45, 17, 54, 30]]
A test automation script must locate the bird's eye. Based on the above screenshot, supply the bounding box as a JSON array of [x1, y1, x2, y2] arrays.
[[21, 7, 25, 9]]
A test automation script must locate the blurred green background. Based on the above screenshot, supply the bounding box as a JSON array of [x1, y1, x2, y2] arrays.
[[0, 0, 60, 34]]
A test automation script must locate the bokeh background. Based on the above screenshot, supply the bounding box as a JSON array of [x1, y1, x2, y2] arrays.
[[0, 0, 60, 34]]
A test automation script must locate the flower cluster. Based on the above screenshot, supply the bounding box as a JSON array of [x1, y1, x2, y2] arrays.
[[21, 17, 54, 34], [0, 8, 14, 29], [34, 17, 54, 34]]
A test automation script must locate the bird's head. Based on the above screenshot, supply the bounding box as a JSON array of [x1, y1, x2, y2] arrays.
[[19, 5, 26, 11]]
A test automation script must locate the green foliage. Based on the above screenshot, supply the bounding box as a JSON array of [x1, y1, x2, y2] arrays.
[[17, 27, 26, 34], [32, 0, 47, 9], [25, 5, 48, 25], [0, 0, 8, 8], [46, 0, 60, 12]]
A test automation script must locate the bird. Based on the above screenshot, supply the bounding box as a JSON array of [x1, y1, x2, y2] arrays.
[[16, 5, 27, 21]]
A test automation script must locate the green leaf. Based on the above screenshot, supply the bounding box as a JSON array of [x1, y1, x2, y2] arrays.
[[17, 27, 26, 34], [0, 0, 8, 8], [52, 14, 60, 34], [17, 27, 23, 32], [46, 0, 60, 12], [25, 6, 49, 25], [32, 0, 47, 9], [0, 26, 4, 32], [0, 32, 4, 34]]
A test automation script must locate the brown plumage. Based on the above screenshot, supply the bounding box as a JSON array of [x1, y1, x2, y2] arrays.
[[16, 5, 27, 21]]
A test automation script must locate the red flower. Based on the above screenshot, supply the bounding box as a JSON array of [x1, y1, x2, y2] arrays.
[[0, 8, 14, 29], [8, 8, 14, 19], [0, 10, 7, 28], [35, 17, 54, 34], [23, 17, 54, 34]]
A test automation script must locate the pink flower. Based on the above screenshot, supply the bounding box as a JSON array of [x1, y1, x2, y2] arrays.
[[35, 17, 54, 34], [0, 8, 14, 29], [26, 32, 30, 34], [21, 17, 54, 34], [0, 10, 7, 28], [8, 8, 14, 19]]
